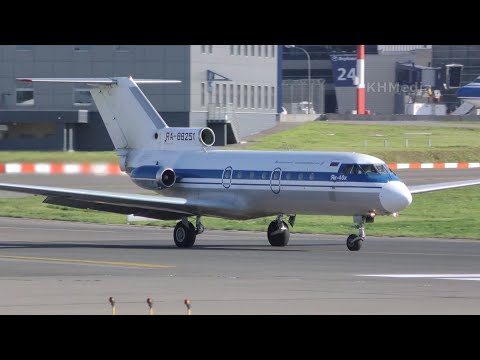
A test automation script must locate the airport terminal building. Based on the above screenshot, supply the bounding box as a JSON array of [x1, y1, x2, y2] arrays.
[[0, 45, 279, 150], [282, 45, 433, 115]]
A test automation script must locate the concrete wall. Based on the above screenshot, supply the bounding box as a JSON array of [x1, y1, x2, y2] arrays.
[[0, 45, 191, 113], [190, 45, 279, 137]]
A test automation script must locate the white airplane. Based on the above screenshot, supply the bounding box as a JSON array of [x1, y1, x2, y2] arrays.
[[457, 76, 480, 107], [1, 77, 479, 251]]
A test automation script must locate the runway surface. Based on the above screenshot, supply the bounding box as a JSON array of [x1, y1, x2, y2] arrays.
[[1, 217, 480, 314], [0, 169, 479, 314]]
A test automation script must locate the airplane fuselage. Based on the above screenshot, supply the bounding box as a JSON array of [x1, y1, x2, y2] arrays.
[[127, 149, 412, 220]]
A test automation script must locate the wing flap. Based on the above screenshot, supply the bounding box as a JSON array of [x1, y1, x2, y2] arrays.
[[44, 197, 188, 220], [0, 182, 191, 214], [408, 179, 480, 194]]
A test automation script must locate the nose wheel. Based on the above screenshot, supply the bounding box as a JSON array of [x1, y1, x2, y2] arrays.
[[346, 234, 363, 251], [346, 215, 366, 251]]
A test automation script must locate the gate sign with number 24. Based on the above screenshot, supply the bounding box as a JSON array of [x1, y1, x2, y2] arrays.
[[330, 55, 357, 87]]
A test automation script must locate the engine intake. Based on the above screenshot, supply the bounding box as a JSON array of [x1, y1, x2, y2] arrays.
[[156, 167, 176, 188], [199, 128, 215, 147], [130, 165, 176, 189]]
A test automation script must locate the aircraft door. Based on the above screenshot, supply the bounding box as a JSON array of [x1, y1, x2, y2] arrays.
[[222, 166, 233, 189], [270, 167, 282, 194]]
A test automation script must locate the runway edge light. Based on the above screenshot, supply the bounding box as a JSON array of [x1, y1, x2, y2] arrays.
[[146, 297, 154, 315], [184, 298, 192, 315], [109, 296, 116, 315]]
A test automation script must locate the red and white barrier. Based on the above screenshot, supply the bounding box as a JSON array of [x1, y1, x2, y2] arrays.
[[388, 162, 480, 170], [0, 162, 477, 175], [0, 163, 125, 175]]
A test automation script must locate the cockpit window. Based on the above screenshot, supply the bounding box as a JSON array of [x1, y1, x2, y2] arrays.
[[359, 164, 378, 174], [341, 164, 389, 175], [474, 78, 480, 83], [341, 164, 353, 174], [374, 164, 388, 174], [352, 165, 363, 175]]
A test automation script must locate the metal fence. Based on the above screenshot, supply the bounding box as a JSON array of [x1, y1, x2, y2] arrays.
[[282, 79, 325, 115]]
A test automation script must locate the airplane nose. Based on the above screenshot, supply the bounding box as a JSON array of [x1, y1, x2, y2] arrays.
[[380, 181, 412, 213]]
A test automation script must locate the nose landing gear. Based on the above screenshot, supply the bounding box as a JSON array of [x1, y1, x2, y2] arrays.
[[346, 215, 370, 251]]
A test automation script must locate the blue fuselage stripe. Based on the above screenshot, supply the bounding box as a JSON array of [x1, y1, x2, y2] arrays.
[[130, 167, 399, 186], [183, 181, 382, 189]]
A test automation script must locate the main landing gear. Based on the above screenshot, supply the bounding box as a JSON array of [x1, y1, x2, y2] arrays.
[[267, 215, 295, 247], [346, 215, 373, 251], [173, 216, 204, 248]]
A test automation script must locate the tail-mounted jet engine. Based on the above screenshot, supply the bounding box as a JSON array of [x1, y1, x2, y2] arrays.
[[130, 166, 176, 190]]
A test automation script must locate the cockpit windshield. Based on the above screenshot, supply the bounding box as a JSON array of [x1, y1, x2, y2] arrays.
[[341, 163, 390, 175], [374, 164, 388, 174], [359, 164, 378, 174]]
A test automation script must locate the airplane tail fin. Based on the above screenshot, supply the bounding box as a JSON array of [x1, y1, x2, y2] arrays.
[[16, 77, 181, 150]]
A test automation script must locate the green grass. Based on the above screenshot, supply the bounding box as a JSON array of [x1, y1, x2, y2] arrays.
[[2, 186, 480, 239], [1, 123, 479, 164], [0, 151, 117, 163], [244, 123, 480, 163]]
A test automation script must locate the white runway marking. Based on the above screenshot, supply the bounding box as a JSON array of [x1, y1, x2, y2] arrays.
[[359, 274, 480, 281]]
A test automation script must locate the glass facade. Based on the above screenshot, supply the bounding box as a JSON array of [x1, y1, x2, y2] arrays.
[[283, 45, 378, 82], [282, 45, 377, 113], [432, 45, 480, 86], [283, 45, 377, 60]]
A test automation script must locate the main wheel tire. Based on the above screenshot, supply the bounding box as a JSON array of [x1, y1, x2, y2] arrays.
[[346, 234, 362, 251], [267, 220, 290, 247], [174, 221, 196, 248]]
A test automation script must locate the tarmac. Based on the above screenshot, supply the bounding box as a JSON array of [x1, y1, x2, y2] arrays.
[[0, 169, 479, 314], [1, 217, 480, 314]]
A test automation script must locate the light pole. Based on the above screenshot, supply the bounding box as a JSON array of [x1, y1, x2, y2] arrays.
[[285, 45, 312, 114]]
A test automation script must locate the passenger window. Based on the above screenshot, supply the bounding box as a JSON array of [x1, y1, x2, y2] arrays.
[[298, 173, 304, 180], [249, 171, 255, 179], [272, 172, 280, 180], [261, 172, 268, 180], [309, 172, 315, 181], [285, 173, 292, 180], [223, 170, 231, 179], [236, 171, 243, 179]]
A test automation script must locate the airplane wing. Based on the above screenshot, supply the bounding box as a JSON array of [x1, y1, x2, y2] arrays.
[[408, 179, 480, 194], [0, 182, 196, 220]]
